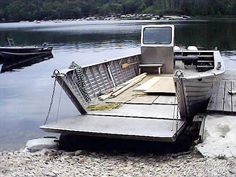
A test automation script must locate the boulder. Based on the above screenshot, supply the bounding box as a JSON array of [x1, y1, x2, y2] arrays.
[[25, 137, 58, 152]]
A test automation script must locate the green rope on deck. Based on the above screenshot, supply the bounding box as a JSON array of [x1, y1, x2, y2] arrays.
[[87, 103, 120, 111]]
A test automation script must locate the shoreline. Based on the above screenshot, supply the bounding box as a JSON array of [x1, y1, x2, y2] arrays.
[[1, 148, 235, 176], [1, 15, 236, 24]]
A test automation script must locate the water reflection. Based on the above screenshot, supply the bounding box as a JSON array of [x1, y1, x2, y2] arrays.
[[0, 53, 53, 73], [0, 20, 236, 50], [175, 21, 236, 50]]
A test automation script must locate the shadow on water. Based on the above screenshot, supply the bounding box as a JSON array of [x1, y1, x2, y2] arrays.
[[0, 53, 53, 73]]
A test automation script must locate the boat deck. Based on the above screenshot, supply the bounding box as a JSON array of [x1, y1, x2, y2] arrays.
[[41, 74, 186, 142], [207, 70, 236, 114]]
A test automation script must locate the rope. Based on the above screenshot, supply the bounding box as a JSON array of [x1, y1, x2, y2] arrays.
[[44, 78, 57, 125], [56, 84, 63, 123]]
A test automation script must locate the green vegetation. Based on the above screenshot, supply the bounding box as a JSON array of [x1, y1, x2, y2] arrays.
[[1, 0, 236, 22]]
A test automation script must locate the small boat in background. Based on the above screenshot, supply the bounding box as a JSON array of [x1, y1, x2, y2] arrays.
[[0, 38, 53, 61], [0, 38, 53, 72], [0, 45, 53, 61]]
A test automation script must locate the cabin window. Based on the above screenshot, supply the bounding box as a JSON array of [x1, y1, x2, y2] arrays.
[[143, 27, 172, 45]]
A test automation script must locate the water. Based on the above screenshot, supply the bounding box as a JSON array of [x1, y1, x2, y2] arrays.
[[0, 19, 236, 151]]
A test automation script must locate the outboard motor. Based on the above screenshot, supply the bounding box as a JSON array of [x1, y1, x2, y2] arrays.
[[140, 25, 174, 74]]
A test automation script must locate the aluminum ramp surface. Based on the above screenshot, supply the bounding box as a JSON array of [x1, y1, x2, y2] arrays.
[[89, 104, 178, 119], [41, 115, 185, 142]]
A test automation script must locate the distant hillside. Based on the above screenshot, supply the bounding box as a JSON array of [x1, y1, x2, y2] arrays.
[[0, 0, 236, 22]]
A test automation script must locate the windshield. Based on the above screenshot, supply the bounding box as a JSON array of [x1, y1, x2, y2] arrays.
[[143, 27, 172, 45]]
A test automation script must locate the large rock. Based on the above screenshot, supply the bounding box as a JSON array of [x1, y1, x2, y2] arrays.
[[196, 115, 236, 157], [25, 137, 58, 152]]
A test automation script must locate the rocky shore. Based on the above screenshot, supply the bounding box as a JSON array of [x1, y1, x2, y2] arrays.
[[1, 149, 236, 177]]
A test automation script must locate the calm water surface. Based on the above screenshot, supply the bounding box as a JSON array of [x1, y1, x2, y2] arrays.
[[0, 19, 236, 151]]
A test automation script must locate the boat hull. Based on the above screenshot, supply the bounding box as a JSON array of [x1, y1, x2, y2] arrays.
[[0, 46, 52, 53], [0, 46, 53, 61], [174, 75, 221, 122], [173, 50, 225, 123]]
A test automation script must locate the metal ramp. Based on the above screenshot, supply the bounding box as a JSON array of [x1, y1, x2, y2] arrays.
[[41, 114, 185, 142], [41, 103, 185, 142]]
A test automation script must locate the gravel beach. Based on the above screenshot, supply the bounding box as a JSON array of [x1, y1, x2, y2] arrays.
[[1, 149, 236, 177]]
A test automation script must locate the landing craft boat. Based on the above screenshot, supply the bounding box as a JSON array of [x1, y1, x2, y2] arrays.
[[41, 25, 225, 142]]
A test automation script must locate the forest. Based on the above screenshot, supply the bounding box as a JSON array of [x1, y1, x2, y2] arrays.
[[0, 0, 236, 22]]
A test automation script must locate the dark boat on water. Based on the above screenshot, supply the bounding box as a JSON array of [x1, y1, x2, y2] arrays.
[[0, 39, 53, 72], [0, 45, 53, 61]]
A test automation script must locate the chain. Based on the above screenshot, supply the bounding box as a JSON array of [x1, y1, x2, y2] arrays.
[[44, 78, 57, 125], [69, 62, 91, 102]]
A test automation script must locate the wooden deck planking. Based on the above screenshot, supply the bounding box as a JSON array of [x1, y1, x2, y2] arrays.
[[145, 77, 176, 94], [207, 71, 236, 114], [134, 77, 161, 91], [215, 80, 225, 112], [106, 93, 134, 103], [207, 81, 220, 111], [232, 81, 236, 112], [127, 95, 158, 104], [106, 75, 176, 104], [105, 75, 156, 103], [223, 81, 232, 112]]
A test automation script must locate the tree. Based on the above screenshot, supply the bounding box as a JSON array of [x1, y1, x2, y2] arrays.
[[0, 0, 236, 22]]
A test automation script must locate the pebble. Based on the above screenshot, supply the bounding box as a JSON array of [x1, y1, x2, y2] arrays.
[[0, 149, 235, 177], [229, 168, 236, 174], [75, 150, 83, 156]]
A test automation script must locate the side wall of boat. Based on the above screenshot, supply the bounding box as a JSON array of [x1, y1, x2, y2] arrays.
[[184, 75, 219, 121], [176, 73, 225, 123], [81, 54, 140, 99], [55, 54, 141, 109], [175, 75, 218, 122], [174, 50, 225, 122]]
